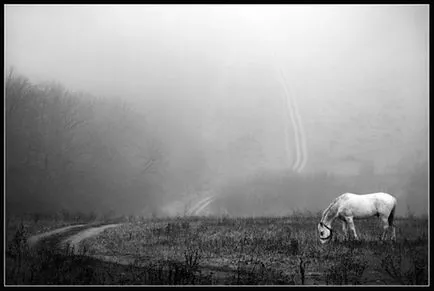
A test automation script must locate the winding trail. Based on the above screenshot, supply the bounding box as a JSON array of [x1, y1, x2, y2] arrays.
[[60, 224, 121, 254], [27, 223, 122, 256], [27, 224, 85, 248]]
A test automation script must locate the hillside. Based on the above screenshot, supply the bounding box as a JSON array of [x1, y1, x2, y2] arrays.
[[136, 56, 427, 178]]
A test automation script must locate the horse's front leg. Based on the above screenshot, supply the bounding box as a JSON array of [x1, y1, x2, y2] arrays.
[[342, 221, 348, 240], [347, 217, 358, 240]]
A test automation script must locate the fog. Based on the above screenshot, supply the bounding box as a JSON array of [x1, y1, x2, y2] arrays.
[[5, 5, 429, 218]]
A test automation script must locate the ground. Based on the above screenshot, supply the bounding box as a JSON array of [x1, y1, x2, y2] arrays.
[[5, 214, 429, 285]]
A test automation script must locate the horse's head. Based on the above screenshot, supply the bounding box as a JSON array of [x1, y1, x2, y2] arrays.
[[318, 221, 333, 244]]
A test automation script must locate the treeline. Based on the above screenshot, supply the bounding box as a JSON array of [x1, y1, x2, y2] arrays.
[[5, 69, 167, 216]]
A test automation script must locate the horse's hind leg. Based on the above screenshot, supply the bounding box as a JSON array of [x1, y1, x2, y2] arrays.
[[380, 216, 389, 241], [388, 219, 396, 242], [391, 225, 396, 241], [347, 217, 358, 240], [388, 208, 396, 242]]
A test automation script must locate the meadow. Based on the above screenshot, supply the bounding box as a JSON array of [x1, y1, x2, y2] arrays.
[[5, 213, 428, 285]]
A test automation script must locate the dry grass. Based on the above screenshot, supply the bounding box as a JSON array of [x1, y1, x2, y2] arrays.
[[82, 215, 428, 285], [5, 214, 428, 285]]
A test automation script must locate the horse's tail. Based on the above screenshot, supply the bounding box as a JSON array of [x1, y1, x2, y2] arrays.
[[388, 201, 396, 227]]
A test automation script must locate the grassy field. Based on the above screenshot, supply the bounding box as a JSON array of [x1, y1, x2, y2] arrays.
[[5, 214, 428, 285]]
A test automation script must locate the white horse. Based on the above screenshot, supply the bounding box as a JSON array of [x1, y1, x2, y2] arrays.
[[318, 192, 397, 243]]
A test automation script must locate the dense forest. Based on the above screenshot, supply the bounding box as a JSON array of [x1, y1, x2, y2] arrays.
[[6, 69, 168, 216]]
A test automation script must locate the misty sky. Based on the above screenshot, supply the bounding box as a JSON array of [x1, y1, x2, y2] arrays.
[[6, 5, 428, 94], [5, 4, 429, 175]]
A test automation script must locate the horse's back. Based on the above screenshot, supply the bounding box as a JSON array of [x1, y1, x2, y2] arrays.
[[367, 192, 397, 206], [337, 192, 396, 217], [342, 192, 396, 203]]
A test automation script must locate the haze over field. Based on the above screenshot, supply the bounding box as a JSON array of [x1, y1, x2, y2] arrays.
[[5, 5, 429, 217]]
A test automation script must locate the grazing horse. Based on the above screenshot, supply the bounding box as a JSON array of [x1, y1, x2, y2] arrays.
[[317, 192, 397, 243]]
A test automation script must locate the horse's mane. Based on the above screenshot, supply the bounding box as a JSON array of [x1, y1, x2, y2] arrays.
[[321, 196, 341, 221]]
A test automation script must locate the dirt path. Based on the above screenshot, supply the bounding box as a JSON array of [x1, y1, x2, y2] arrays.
[[60, 224, 122, 254], [27, 224, 85, 248]]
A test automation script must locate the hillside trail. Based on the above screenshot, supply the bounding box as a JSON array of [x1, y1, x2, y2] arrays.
[[27, 223, 122, 254], [27, 224, 85, 248], [60, 224, 121, 254]]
